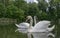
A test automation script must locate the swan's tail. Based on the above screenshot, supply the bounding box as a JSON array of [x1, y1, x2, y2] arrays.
[[15, 24, 20, 28], [47, 25, 55, 32]]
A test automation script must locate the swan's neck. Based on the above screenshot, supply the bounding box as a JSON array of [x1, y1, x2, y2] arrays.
[[34, 16, 36, 25], [29, 17, 33, 28]]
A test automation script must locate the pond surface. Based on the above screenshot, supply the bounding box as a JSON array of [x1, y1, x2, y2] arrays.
[[0, 25, 59, 38], [32, 32, 55, 38], [0, 25, 27, 38]]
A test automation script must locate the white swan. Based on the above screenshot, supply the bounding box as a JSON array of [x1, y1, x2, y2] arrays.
[[15, 23, 30, 33], [30, 16, 55, 32], [15, 16, 33, 33], [31, 16, 55, 38], [15, 16, 33, 38], [15, 16, 55, 38]]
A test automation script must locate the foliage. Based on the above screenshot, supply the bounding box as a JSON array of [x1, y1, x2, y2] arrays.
[[0, 3, 5, 17], [0, 0, 60, 21], [25, 3, 39, 16], [6, 4, 24, 19]]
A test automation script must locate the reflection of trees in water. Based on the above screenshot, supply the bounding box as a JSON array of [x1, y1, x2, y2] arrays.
[[53, 20, 59, 38]]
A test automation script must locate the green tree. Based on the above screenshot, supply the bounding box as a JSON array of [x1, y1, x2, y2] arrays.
[[25, 3, 39, 16], [6, 4, 24, 19], [0, 3, 5, 17]]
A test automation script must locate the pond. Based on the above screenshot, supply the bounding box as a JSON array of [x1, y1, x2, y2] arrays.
[[0, 25, 59, 38]]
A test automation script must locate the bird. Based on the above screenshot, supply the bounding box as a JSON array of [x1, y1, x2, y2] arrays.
[[15, 16, 33, 38], [15, 16, 55, 38], [31, 16, 55, 32], [15, 23, 30, 33], [31, 16, 55, 38]]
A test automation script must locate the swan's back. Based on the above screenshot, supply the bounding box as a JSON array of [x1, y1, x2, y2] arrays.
[[19, 22, 30, 28], [31, 21, 51, 32]]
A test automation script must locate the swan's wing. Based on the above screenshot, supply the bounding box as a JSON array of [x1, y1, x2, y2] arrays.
[[34, 21, 50, 29], [15, 28, 28, 33], [20, 23, 29, 26], [47, 25, 55, 32], [15, 24, 24, 28], [15, 23, 30, 28], [31, 21, 51, 32]]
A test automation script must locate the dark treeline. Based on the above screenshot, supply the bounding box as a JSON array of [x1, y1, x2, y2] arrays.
[[0, 0, 60, 21]]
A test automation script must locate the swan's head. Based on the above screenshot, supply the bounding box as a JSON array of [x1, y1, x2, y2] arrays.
[[26, 16, 32, 22]]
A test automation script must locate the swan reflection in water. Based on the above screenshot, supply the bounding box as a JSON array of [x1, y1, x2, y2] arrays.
[[31, 32, 55, 38], [15, 16, 55, 38]]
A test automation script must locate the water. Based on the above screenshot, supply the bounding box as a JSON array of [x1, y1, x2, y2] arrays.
[[0, 25, 58, 38], [0, 25, 27, 38], [32, 32, 48, 38], [32, 32, 55, 38]]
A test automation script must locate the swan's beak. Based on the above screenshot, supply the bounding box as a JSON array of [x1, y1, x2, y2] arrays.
[[26, 16, 32, 22]]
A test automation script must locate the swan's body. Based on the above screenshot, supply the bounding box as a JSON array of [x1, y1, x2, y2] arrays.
[[15, 22, 30, 33], [30, 20, 51, 32], [15, 16, 55, 38]]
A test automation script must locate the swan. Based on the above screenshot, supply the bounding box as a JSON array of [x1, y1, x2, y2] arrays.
[[30, 16, 55, 32], [15, 16, 33, 33], [15, 16, 33, 38], [15, 16, 55, 38], [15, 23, 30, 33]]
